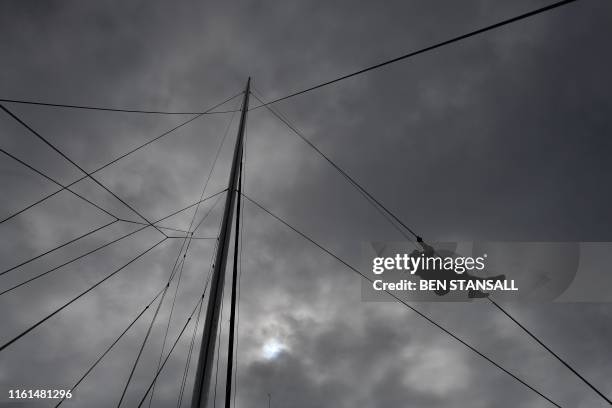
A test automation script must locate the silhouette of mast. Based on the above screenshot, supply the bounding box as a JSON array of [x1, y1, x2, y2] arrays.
[[191, 78, 250, 408]]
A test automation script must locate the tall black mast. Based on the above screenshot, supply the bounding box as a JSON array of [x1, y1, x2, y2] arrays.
[[191, 78, 250, 408]]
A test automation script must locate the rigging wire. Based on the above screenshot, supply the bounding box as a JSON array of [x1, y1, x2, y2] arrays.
[[116, 194, 223, 408], [116, 231, 195, 407], [0, 237, 168, 354], [167, 236, 217, 240], [177, 293, 206, 407], [113, 219, 192, 235], [179, 289, 206, 406], [147, 100, 240, 408], [0, 97, 238, 115], [0, 146, 192, 275], [241, 193, 563, 408], [251, 88, 611, 405], [0, 189, 227, 297], [0, 219, 118, 278], [249, 0, 579, 110], [53, 287, 166, 407], [0, 147, 119, 221], [135, 293, 208, 408], [0, 145, 185, 277], [0, 91, 242, 226], [0, 104, 169, 238], [115, 271, 176, 408], [250, 90, 417, 244], [53, 223, 220, 408], [487, 297, 612, 405]]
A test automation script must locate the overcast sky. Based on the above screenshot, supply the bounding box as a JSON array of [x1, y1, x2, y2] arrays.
[[1, 0, 612, 407]]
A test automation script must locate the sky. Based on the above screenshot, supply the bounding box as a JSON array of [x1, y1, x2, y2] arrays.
[[1, 0, 612, 407]]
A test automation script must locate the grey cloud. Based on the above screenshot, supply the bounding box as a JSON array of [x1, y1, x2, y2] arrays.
[[1, 1, 611, 407]]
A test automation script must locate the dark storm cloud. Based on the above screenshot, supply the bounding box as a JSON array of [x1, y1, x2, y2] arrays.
[[1, 0, 611, 407]]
